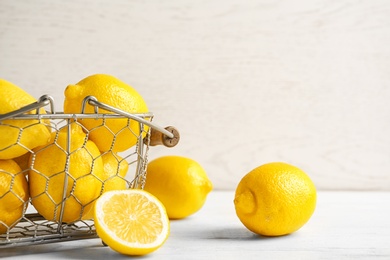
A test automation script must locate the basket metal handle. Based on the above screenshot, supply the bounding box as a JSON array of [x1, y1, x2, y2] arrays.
[[0, 95, 55, 121], [147, 126, 180, 147], [82, 96, 179, 147], [0, 95, 180, 148]]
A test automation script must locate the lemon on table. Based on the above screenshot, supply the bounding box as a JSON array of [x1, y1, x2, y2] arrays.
[[234, 162, 317, 236], [144, 155, 213, 219], [0, 79, 51, 160], [63, 74, 149, 152], [28, 123, 104, 223], [0, 159, 29, 234], [94, 189, 170, 256]]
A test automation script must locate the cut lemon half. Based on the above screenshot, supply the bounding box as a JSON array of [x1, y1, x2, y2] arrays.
[[94, 189, 170, 256]]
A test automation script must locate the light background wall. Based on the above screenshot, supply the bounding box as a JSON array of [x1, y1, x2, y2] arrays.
[[1, 0, 389, 190]]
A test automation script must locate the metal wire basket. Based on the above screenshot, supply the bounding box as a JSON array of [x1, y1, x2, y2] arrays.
[[0, 95, 179, 248]]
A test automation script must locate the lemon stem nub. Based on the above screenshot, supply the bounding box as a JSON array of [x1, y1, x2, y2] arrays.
[[235, 190, 256, 215]]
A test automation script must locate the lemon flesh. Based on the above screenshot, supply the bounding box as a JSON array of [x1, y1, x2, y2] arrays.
[[94, 189, 170, 256]]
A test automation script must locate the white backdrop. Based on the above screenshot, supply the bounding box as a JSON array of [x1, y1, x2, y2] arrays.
[[1, 0, 389, 190]]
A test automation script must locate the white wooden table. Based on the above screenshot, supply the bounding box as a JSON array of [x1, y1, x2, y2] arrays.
[[1, 191, 389, 259]]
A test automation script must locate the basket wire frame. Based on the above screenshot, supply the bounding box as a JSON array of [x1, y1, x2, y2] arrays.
[[0, 95, 171, 248]]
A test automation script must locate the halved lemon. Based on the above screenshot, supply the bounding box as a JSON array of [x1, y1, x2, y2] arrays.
[[94, 189, 170, 256]]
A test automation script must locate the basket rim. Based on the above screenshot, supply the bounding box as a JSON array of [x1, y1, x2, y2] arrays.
[[0, 95, 174, 139]]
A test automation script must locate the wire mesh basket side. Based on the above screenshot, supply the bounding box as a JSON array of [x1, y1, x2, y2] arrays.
[[0, 106, 154, 247]]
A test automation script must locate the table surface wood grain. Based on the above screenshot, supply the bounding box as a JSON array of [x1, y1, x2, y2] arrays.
[[1, 191, 389, 259]]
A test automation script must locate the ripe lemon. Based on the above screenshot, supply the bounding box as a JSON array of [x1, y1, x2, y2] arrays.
[[13, 152, 32, 173], [144, 155, 213, 219], [94, 189, 170, 256], [234, 162, 317, 236], [82, 152, 129, 220], [28, 123, 104, 223], [0, 79, 51, 160], [0, 159, 29, 234], [63, 74, 149, 152], [101, 152, 129, 193]]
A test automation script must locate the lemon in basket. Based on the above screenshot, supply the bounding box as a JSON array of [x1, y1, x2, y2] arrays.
[[0, 159, 29, 234], [28, 123, 104, 223], [13, 152, 32, 172], [82, 151, 129, 220], [0, 79, 51, 160], [144, 155, 213, 219], [94, 189, 170, 256], [234, 162, 316, 236], [100, 152, 129, 193], [63, 74, 149, 152]]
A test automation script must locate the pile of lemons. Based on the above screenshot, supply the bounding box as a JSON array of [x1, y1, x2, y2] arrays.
[[0, 75, 152, 224], [0, 75, 213, 256], [1, 75, 317, 257]]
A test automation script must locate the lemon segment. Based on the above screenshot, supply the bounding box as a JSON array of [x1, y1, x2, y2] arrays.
[[94, 189, 170, 256]]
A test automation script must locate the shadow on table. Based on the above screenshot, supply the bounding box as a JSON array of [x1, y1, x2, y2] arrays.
[[0, 239, 106, 259], [190, 226, 293, 241]]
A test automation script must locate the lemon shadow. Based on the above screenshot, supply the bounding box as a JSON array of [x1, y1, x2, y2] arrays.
[[201, 226, 292, 241]]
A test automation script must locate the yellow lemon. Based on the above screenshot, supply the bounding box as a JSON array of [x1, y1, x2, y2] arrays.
[[144, 155, 213, 219], [101, 152, 129, 193], [28, 123, 104, 223], [0, 79, 51, 160], [13, 152, 32, 173], [63, 74, 149, 152], [82, 152, 129, 220], [0, 159, 29, 234], [94, 189, 170, 256], [234, 162, 317, 236]]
